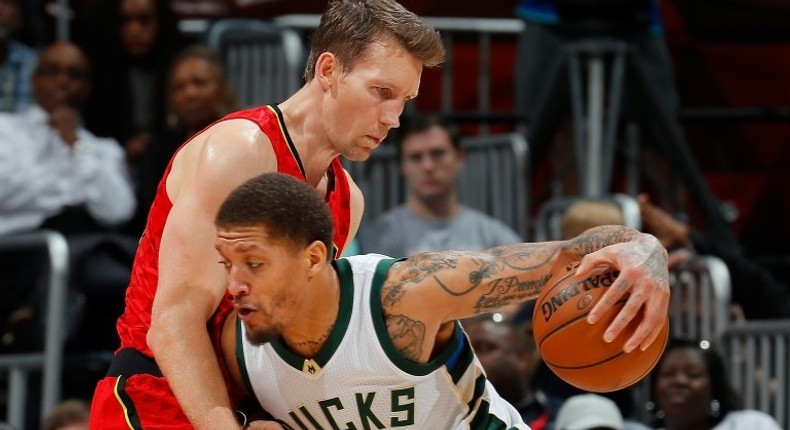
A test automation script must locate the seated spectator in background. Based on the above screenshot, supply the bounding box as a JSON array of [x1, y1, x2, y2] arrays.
[[560, 199, 625, 239], [79, 0, 184, 170], [647, 338, 782, 430], [555, 394, 625, 430], [124, 43, 237, 235], [42, 399, 90, 430], [0, 42, 136, 354], [638, 194, 790, 319], [0, 41, 135, 236], [0, 0, 38, 112], [359, 116, 521, 257], [462, 313, 549, 429]]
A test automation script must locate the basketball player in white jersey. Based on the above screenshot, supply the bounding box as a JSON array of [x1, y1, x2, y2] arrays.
[[215, 173, 670, 429]]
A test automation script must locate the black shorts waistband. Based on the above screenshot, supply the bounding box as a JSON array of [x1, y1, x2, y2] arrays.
[[106, 348, 163, 378]]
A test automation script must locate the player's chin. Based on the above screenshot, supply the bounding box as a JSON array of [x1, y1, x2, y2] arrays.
[[344, 147, 374, 162], [244, 326, 280, 346]]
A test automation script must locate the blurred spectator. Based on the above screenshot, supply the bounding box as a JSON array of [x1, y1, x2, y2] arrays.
[[124, 43, 236, 235], [42, 398, 89, 430], [560, 199, 625, 239], [555, 393, 625, 430], [0, 41, 135, 236], [647, 338, 781, 430], [0, 0, 38, 112], [0, 42, 136, 354], [462, 313, 548, 428], [359, 115, 521, 257], [638, 194, 790, 319], [78, 0, 184, 169]]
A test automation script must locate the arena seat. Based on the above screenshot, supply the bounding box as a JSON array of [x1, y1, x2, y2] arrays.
[[206, 18, 306, 108]]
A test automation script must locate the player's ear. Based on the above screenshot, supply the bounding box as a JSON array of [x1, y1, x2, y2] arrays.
[[315, 52, 338, 91], [305, 240, 329, 276]]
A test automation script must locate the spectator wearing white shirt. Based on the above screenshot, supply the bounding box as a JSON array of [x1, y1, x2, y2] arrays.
[[0, 41, 135, 235], [0, 42, 136, 358]]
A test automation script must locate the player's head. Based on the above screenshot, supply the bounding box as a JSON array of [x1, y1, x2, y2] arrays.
[[215, 173, 335, 345], [304, 0, 445, 162], [216, 172, 334, 257], [33, 42, 92, 112], [304, 0, 444, 83], [398, 115, 464, 205]]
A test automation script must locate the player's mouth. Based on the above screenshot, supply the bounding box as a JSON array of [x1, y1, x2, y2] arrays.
[[366, 135, 384, 146], [235, 304, 258, 320]]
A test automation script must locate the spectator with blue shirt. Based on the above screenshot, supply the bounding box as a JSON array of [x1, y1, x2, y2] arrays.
[[0, 0, 38, 112]]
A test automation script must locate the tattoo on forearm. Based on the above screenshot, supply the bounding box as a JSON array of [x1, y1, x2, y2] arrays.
[[499, 247, 559, 271], [387, 314, 425, 361], [569, 226, 638, 260], [472, 274, 553, 313]]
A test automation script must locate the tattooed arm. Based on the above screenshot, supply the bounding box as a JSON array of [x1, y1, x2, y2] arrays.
[[382, 225, 669, 360]]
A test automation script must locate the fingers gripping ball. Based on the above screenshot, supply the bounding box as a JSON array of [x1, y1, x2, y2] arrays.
[[532, 262, 669, 392]]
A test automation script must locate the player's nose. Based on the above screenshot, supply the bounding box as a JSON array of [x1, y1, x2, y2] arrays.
[[227, 275, 250, 297]]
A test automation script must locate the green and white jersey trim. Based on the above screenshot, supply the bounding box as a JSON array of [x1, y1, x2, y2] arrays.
[[237, 254, 529, 430]]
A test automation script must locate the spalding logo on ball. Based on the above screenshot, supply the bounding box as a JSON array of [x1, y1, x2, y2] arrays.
[[532, 261, 669, 392]]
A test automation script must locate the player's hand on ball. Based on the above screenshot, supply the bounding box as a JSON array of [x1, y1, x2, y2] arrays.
[[576, 232, 670, 353]]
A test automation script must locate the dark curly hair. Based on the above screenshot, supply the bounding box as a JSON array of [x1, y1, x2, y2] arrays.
[[215, 173, 334, 259]]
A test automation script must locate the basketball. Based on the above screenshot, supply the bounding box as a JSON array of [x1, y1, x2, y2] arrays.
[[532, 261, 669, 392]]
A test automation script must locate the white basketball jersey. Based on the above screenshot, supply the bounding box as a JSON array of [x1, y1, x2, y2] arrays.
[[237, 254, 529, 430]]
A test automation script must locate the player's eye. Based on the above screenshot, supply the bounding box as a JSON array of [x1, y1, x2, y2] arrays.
[[375, 87, 392, 99]]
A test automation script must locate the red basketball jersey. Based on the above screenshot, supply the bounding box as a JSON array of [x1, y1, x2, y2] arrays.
[[116, 105, 353, 355]]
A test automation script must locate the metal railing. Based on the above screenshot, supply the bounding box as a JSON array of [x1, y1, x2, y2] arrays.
[[343, 132, 529, 238], [0, 231, 68, 428], [668, 255, 732, 342], [719, 319, 790, 429]]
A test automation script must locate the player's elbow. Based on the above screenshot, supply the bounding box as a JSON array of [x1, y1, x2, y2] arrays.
[[147, 312, 183, 356]]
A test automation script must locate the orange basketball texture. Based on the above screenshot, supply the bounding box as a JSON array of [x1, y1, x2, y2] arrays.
[[532, 262, 669, 392]]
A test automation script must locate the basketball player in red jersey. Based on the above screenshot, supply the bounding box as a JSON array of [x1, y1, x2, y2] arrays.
[[88, 1, 445, 428]]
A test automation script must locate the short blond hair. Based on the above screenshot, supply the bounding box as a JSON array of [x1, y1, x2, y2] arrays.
[[304, 0, 445, 82], [560, 199, 625, 239]]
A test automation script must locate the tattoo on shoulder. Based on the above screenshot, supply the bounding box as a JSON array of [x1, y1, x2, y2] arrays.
[[386, 314, 425, 361], [382, 253, 460, 308]]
